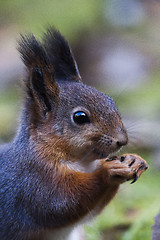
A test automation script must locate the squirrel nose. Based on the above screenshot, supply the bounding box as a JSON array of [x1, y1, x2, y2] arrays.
[[116, 132, 128, 147]]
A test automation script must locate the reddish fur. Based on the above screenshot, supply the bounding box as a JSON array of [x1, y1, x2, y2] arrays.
[[0, 28, 148, 240]]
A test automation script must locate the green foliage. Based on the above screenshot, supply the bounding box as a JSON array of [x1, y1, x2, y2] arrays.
[[117, 73, 160, 118], [0, 87, 20, 141], [0, 0, 101, 40]]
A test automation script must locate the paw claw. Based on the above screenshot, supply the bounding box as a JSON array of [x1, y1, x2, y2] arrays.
[[130, 174, 138, 184], [120, 156, 125, 162], [128, 159, 135, 167], [138, 164, 149, 171]]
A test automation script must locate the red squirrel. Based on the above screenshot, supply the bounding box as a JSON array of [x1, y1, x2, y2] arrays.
[[0, 28, 148, 240]]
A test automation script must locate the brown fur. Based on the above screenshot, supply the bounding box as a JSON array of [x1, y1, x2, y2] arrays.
[[0, 28, 148, 240]]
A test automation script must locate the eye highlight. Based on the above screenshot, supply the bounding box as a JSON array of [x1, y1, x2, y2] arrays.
[[73, 111, 90, 125]]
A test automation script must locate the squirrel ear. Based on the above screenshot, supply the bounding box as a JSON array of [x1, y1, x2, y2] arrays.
[[43, 28, 82, 82], [18, 34, 59, 116]]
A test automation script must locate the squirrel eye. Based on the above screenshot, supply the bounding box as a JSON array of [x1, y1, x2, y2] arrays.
[[73, 111, 90, 125]]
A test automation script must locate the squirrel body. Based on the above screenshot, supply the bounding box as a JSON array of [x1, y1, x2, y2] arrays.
[[0, 28, 148, 240]]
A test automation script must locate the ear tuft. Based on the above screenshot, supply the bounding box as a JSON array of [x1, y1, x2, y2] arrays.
[[18, 34, 51, 72], [43, 27, 82, 82], [18, 34, 59, 116]]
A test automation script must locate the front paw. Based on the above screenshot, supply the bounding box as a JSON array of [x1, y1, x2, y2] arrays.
[[103, 153, 148, 184]]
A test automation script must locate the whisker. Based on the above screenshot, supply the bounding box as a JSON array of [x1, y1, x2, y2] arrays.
[[113, 85, 130, 104], [79, 147, 95, 163], [127, 130, 140, 136], [126, 121, 140, 128], [128, 134, 142, 144], [125, 118, 147, 132], [127, 126, 139, 132]]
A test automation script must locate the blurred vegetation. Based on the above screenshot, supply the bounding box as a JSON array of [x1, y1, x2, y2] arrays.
[[0, 0, 101, 39], [0, 1, 160, 239], [0, 85, 20, 141], [116, 73, 160, 118]]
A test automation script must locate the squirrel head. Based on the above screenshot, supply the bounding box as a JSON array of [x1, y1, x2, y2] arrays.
[[18, 28, 128, 164]]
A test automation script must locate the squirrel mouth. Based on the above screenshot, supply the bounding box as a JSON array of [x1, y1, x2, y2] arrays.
[[93, 149, 110, 159], [93, 148, 121, 160]]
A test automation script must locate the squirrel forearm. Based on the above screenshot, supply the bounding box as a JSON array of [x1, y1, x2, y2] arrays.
[[44, 165, 119, 227]]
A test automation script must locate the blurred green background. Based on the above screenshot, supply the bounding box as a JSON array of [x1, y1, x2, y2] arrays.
[[0, 0, 160, 239]]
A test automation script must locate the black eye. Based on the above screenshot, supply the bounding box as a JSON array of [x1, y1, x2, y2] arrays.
[[73, 111, 90, 125]]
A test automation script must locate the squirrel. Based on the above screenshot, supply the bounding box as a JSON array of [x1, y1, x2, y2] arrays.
[[0, 28, 148, 240]]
